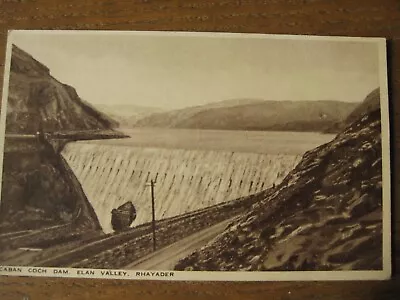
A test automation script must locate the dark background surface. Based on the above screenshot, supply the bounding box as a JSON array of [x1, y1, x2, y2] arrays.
[[0, 0, 399, 299]]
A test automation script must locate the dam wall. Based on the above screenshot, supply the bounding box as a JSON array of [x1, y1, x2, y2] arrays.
[[62, 143, 301, 233]]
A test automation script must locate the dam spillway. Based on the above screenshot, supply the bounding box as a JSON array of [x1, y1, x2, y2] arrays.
[[62, 143, 301, 233]]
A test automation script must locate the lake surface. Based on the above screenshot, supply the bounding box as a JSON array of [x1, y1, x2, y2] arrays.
[[80, 128, 336, 155]]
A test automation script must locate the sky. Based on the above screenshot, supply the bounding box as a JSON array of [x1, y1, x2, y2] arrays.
[[9, 31, 381, 110]]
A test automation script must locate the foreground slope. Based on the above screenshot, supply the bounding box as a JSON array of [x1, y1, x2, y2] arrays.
[[135, 99, 357, 132], [176, 89, 383, 271]]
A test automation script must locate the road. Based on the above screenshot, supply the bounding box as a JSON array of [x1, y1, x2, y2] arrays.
[[125, 218, 234, 270], [5, 134, 37, 139]]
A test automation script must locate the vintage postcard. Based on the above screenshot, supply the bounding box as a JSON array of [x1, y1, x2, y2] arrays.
[[0, 30, 391, 281]]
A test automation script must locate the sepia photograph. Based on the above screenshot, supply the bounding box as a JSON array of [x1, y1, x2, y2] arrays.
[[0, 30, 391, 281]]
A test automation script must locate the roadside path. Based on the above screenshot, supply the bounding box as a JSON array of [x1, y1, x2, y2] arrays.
[[125, 218, 234, 270]]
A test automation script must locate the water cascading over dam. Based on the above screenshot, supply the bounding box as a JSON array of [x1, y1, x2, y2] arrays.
[[62, 143, 301, 233]]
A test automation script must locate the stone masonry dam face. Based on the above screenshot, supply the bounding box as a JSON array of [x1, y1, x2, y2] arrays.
[[62, 143, 301, 233]]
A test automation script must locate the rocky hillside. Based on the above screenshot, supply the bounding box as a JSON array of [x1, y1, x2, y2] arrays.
[[134, 99, 357, 132], [5, 45, 118, 134], [325, 88, 380, 133], [0, 46, 122, 235], [175, 96, 383, 271], [345, 88, 380, 124]]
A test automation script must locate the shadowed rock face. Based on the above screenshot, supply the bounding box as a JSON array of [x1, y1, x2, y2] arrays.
[[176, 92, 383, 271], [0, 141, 101, 233]]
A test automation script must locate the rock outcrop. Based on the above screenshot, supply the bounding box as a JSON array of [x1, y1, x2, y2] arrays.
[[175, 90, 383, 271]]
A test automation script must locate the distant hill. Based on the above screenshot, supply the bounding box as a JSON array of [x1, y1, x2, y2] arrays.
[[123, 98, 263, 128], [134, 99, 358, 132], [197, 98, 266, 108], [95, 103, 164, 127], [325, 88, 380, 133]]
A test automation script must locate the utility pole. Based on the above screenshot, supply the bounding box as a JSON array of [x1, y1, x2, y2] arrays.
[[146, 179, 157, 251]]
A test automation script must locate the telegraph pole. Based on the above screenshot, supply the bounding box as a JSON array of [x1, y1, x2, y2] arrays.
[[146, 179, 157, 251]]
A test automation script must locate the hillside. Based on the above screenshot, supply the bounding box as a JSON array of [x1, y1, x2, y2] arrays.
[[345, 88, 380, 124], [134, 100, 357, 132], [5, 45, 119, 134], [0, 46, 122, 235], [131, 98, 263, 127], [95, 99, 262, 129], [176, 99, 383, 271], [325, 88, 380, 133]]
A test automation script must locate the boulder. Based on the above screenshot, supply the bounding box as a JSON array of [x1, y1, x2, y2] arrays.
[[111, 202, 137, 231]]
